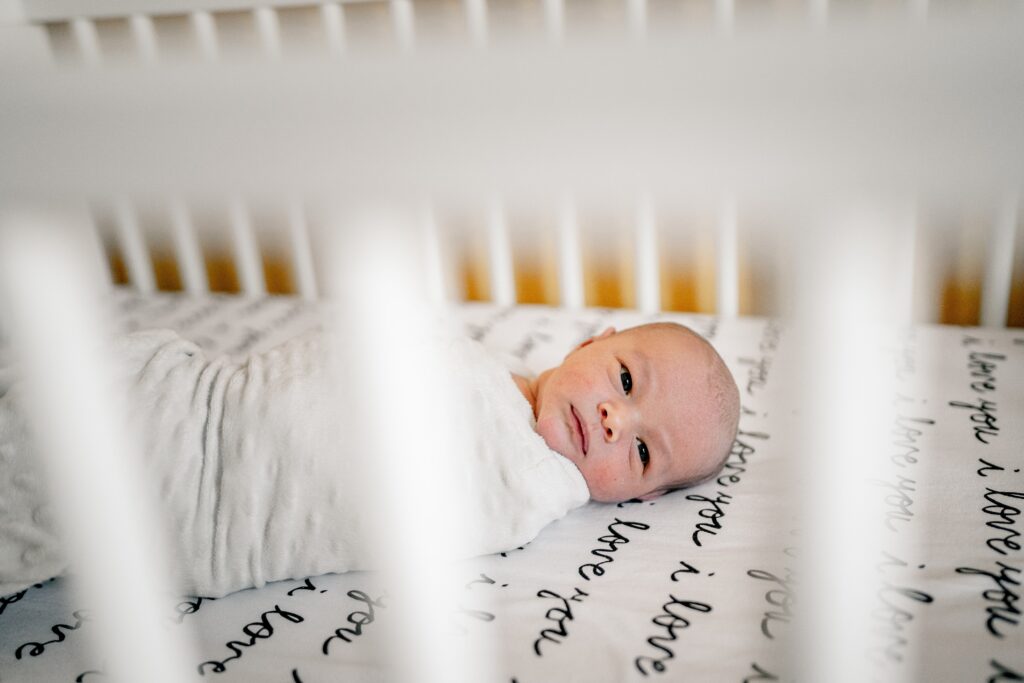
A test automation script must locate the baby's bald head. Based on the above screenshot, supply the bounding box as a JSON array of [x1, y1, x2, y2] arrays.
[[642, 323, 740, 490], [529, 320, 740, 502]]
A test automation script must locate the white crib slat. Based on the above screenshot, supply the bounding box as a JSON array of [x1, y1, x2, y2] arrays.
[[421, 205, 448, 304], [170, 201, 208, 295], [0, 225, 195, 683], [191, 10, 219, 62], [287, 199, 318, 300], [895, 203, 918, 326], [464, 0, 488, 47], [329, 214, 492, 683], [71, 17, 101, 66], [557, 198, 584, 308], [487, 200, 516, 306], [913, 238, 941, 326], [909, 0, 928, 21], [714, 0, 734, 32], [65, 206, 110, 291], [229, 199, 266, 297], [114, 200, 156, 294], [544, 0, 564, 43], [627, 0, 647, 39], [321, 2, 346, 57], [716, 198, 739, 317], [129, 14, 158, 64], [981, 196, 1019, 328], [255, 7, 282, 60], [792, 222, 894, 683], [390, 0, 415, 52], [634, 195, 660, 314], [809, 0, 829, 26], [82, 209, 113, 291]]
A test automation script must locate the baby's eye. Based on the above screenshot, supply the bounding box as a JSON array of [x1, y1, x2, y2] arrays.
[[637, 438, 650, 470], [619, 364, 633, 395]]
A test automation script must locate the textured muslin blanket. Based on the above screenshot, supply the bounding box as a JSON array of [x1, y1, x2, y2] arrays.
[[0, 328, 588, 598]]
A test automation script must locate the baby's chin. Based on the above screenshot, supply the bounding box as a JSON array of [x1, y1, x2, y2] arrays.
[[535, 415, 580, 467]]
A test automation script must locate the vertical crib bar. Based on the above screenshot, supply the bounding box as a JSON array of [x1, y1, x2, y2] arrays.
[[170, 201, 209, 295], [0, 222, 194, 683], [716, 198, 739, 317], [421, 204, 448, 304], [809, 0, 828, 26], [487, 200, 516, 306], [130, 14, 159, 64], [908, 208, 942, 325], [714, 0, 734, 32], [627, 0, 647, 39], [228, 199, 267, 297], [557, 198, 584, 308], [794, 214, 900, 683], [909, 0, 928, 21], [322, 2, 346, 57], [0, 7, 50, 63], [255, 7, 282, 60], [330, 213, 490, 683], [634, 195, 661, 314], [981, 195, 1019, 328], [287, 198, 318, 300], [191, 11, 219, 62], [391, 0, 415, 52], [544, 0, 564, 43], [71, 17, 101, 66], [114, 199, 156, 294], [895, 202, 919, 326], [80, 209, 113, 291], [464, 0, 488, 47]]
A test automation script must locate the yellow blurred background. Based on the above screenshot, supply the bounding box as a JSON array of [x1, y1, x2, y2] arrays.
[[102, 216, 1024, 327]]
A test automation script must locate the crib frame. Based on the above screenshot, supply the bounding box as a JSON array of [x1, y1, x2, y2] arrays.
[[1, 2, 1023, 682], [2, 0, 1023, 328]]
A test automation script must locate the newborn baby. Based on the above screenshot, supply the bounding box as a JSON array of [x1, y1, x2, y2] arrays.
[[0, 320, 738, 599], [514, 323, 739, 503]]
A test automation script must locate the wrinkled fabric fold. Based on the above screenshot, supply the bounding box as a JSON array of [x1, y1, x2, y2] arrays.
[[0, 328, 588, 598]]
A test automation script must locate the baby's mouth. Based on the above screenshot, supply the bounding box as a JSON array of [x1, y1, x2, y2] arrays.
[[571, 404, 588, 456]]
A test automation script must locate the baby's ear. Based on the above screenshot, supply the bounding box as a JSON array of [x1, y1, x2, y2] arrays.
[[575, 326, 616, 352]]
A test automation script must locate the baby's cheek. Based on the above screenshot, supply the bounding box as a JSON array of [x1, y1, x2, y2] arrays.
[[552, 366, 597, 396], [535, 416, 571, 460], [583, 460, 630, 502]]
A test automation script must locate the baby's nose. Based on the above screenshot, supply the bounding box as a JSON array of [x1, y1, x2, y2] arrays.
[[599, 401, 625, 443]]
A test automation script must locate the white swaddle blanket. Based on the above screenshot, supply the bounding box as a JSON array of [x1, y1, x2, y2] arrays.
[[0, 328, 588, 598]]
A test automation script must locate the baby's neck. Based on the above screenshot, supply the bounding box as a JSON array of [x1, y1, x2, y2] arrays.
[[511, 373, 540, 418]]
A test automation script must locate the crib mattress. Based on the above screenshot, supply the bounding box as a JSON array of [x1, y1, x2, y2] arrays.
[[0, 291, 1020, 682]]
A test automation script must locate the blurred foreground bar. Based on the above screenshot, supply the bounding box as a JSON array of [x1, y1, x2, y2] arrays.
[[1, 13, 1022, 204]]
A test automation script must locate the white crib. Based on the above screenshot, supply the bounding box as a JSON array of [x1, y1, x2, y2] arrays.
[[0, 1, 1022, 682]]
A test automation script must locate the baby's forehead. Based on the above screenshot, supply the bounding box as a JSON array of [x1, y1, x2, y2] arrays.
[[621, 324, 709, 361], [630, 328, 718, 403]]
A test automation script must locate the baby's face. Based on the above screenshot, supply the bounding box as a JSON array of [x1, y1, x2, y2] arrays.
[[533, 325, 722, 503]]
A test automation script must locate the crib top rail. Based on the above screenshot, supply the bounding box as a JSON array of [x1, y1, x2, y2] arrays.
[[2, 16, 1023, 203], [1, 5, 1021, 328], [9, 0, 1024, 72], [15, 0, 374, 22]]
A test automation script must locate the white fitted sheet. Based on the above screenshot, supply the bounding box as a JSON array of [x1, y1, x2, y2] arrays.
[[0, 291, 1021, 682]]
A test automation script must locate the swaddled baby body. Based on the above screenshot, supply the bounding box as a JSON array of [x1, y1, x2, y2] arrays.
[[0, 321, 738, 598]]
